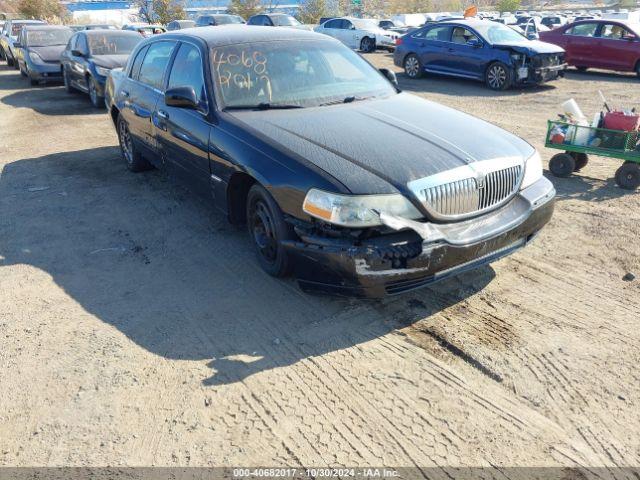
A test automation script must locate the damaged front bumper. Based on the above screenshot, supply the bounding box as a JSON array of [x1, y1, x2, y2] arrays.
[[516, 62, 568, 85], [284, 177, 555, 298]]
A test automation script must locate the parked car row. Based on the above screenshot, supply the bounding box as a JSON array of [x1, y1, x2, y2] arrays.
[[1, 25, 555, 298]]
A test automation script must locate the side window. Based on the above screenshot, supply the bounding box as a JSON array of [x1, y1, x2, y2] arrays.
[[412, 28, 427, 39], [324, 19, 340, 29], [600, 23, 631, 40], [343, 20, 353, 30], [129, 45, 148, 79], [77, 34, 89, 55], [424, 26, 450, 41], [167, 43, 206, 108], [66, 34, 77, 51], [451, 27, 478, 44], [138, 41, 175, 89], [566, 22, 598, 36]]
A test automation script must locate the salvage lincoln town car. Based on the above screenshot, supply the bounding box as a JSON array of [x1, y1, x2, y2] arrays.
[[106, 26, 555, 298]]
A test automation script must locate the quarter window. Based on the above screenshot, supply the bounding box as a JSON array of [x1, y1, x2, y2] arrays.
[[600, 23, 631, 40], [168, 43, 206, 108], [138, 41, 175, 89], [129, 45, 148, 79], [566, 23, 598, 36]]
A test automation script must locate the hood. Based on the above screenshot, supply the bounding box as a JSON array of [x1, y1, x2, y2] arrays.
[[282, 24, 313, 31], [229, 93, 535, 196], [91, 54, 130, 69], [494, 39, 565, 55], [30, 45, 65, 62]]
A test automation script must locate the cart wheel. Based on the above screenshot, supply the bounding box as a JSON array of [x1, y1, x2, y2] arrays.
[[615, 162, 640, 190], [549, 153, 575, 178], [570, 152, 589, 171]]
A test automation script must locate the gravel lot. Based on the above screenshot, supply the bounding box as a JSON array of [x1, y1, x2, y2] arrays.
[[1, 54, 639, 469]]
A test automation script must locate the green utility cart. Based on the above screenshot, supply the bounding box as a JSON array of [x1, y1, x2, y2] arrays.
[[545, 120, 640, 190]]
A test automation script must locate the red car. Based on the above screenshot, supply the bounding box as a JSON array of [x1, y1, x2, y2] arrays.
[[540, 20, 640, 77]]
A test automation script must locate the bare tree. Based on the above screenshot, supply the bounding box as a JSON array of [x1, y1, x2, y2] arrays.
[[297, 0, 328, 23], [17, 0, 63, 19], [226, 0, 261, 18]]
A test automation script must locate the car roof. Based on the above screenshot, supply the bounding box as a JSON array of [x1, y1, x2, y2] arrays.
[[10, 19, 46, 24], [83, 29, 141, 36], [22, 25, 71, 30], [161, 24, 328, 47], [438, 18, 497, 27]]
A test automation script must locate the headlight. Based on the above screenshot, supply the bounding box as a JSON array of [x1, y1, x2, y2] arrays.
[[29, 51, 44, 63], [95, 66, 111, 77], [510, 53, 523, 63], [303, 189, 422, 228], [520, 150, 543, 190]]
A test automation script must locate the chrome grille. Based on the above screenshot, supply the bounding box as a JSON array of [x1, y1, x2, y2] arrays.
[[407, 158, 524, 220]]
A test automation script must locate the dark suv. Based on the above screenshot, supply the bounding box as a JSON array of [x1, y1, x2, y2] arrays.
[[195, 14, 244, 26]]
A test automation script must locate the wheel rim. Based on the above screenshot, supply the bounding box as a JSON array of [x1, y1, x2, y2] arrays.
[[362, 38, 372, 51], [118, 121, 133, 165], [405, 56, 419, 77], [250, 200, 278, 264], [488, 65, 506, 89]]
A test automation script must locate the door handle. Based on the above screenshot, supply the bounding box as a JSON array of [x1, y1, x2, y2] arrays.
[[157, 110, 169, 120]]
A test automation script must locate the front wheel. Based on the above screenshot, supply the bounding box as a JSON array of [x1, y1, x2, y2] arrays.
[[87, 76, 104, 108], [403, 53, 423, 79], [360, 36, 375, 53], [246, 184, 293, 278], [117, 115, 152, 172], [615, 162, 640, 190], [486, 62, 513, 90], [63, 67, 74, 93], [549, 152, 575, 177]]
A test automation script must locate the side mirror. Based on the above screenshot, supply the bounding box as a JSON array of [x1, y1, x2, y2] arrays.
[[71, 49, 84, 57], [165, 86, 198, 109], [379, 68, 399, 88], [467, 38, 482, 47]]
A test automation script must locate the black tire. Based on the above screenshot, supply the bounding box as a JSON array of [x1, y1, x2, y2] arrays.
[[29, 77, 38, 86], [403, 53, 423, 79], [0, 48, 5, 61], [63, 67, 74, 93], [360, 36, 375, 53], [6, 55, 14, 67], [246, 184, 293, 278], [117, 115, 152, 172], [87, 75, 104, 108], [576, 66, 588, 73], [549, 153, 575, 178], [486, 62, 513, 90], [570, 152, 589, 171], [636, 62, 640, 79], [615, 162, 640, 190], [20, 65, 26, 77]]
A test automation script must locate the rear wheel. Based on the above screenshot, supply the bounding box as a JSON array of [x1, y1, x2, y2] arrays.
[[636, 61, 640, 79], [570, 152, 589, 171], [615, 162, 640, 190], [360, 36, 375, 53], [403, 53, 423, 79], [486, 62, 513, 90], [246, 184, 293, 278], [549, 152, 575, 177], [117, 115, 152, 172]]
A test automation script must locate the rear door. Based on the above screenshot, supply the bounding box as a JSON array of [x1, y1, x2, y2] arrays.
[[319, 19, 343, 44], [562, 22, 599, 67], [125, 40, 176, 160], [596, 23, 637, 70], [418, 25, 452, 73], [155, 41, 212, 195]]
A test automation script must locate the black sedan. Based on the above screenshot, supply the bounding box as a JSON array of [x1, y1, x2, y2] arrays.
[[106, 26, 555, 297], [60, 29, 141, 108], [15, 25, 72, 85]]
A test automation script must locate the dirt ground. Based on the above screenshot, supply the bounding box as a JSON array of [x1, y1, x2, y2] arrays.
[[1, 54, 639, 471]]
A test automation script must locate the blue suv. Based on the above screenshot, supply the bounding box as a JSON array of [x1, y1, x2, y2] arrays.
[[393, 19, 567, 90]]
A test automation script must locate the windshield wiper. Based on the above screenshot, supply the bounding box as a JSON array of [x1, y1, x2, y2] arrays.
[[319, 96, 368, 107], [223, 102, 304, 111]]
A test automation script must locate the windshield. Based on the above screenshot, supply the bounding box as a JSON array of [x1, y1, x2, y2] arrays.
[[272, 15, 300, 26], [26, 29, 72, 47], [473, 23, 526, 43], [215, 15, 244, 24], [88, 34, 140, 55], [211, 40, 396, 109], [352, 19, 378, 29]]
